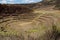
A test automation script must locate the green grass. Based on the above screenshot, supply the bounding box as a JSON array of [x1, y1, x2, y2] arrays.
[[0, 26, 20, 36]]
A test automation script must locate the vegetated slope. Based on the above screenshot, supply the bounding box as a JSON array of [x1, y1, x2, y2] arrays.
[[0, 0, 60, 40], [0, 9, 60, 40]]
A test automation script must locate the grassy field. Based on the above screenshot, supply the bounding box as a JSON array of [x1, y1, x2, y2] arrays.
[[0, 10, 60, 40]]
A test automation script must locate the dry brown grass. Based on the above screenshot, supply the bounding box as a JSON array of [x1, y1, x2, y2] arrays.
[[0, 9, 60, 40]]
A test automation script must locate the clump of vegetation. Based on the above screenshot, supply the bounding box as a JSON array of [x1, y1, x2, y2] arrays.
[[0, 26, 20, 36]]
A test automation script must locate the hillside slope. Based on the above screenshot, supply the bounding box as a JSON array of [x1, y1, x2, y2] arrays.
[[0, 0, 60, 40]]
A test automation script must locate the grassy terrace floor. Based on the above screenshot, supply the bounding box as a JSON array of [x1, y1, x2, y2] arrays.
[[0, 10, 60, 40]]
